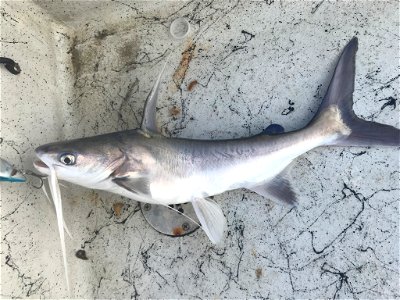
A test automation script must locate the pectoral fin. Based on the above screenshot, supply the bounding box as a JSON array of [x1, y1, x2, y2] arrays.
[[141, 62, 167, 133], [192, 198, 226, 244], [250, 176, 298, 207], [113, 177, 151, 196]]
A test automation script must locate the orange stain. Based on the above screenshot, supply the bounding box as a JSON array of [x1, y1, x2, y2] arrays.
[[172, 227, 184, 236], [187, 80, 198, 92]]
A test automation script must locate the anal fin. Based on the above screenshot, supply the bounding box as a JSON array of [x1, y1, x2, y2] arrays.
[[250, 175, 298, 207], [192, 198, 226, 244]]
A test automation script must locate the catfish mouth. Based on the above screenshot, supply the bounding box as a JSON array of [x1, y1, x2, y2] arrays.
[[33, 159, 49, 171], [34, 159, 48, 168]]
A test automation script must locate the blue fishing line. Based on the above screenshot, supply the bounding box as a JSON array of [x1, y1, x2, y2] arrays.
[[0, 176, 26, 182]]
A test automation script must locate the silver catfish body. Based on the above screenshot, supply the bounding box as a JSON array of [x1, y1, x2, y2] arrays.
[[34, 38, 400, 243], [35, 124, 325, 202]]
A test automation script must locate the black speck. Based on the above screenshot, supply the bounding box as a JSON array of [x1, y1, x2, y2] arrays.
[[241, 30, 255, 44], [282, 100, 295, 115], [379, 96, 396, 111], [76, 249, 88, 260]]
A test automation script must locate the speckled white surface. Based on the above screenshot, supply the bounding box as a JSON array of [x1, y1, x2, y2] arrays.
[[1, 1, 399, 298]]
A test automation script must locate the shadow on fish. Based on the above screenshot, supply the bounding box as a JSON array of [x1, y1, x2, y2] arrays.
[[34, 37, 399, 244]]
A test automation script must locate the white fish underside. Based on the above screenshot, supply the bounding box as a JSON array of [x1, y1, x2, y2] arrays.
[[126, 137, 321, 204]]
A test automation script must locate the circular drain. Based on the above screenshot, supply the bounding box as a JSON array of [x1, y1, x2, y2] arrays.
[[170, 17, 190, 39], [140, 202, 200, 237]]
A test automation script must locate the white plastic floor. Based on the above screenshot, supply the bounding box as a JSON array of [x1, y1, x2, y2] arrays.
[[1, 1, 399, 298]]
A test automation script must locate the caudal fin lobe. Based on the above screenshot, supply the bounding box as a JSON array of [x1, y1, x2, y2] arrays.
[[311, 37, 400, 147]]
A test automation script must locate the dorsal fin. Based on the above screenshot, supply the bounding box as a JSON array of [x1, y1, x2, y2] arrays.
[[141, 62, 167, 133]]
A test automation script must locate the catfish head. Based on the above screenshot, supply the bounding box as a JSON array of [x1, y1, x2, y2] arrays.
[[34, 134, 126, 188]]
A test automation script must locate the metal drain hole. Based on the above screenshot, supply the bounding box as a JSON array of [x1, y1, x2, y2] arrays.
[[140, 202, 200, 237]]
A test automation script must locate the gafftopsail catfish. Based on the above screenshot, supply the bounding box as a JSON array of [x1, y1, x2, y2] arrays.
[[34, 37, 399, 243]]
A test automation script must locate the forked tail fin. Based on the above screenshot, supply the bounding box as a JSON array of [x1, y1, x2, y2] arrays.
[[309, 37, 400, 147]]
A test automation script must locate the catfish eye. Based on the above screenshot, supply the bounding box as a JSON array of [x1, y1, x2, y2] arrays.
[[59, 154, 76, 165]]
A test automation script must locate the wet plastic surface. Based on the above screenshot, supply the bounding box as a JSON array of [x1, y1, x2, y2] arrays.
[[1, 1, 399, 298]]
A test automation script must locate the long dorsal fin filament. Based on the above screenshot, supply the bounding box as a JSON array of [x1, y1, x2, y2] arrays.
[[141, 61, 168, 134]]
